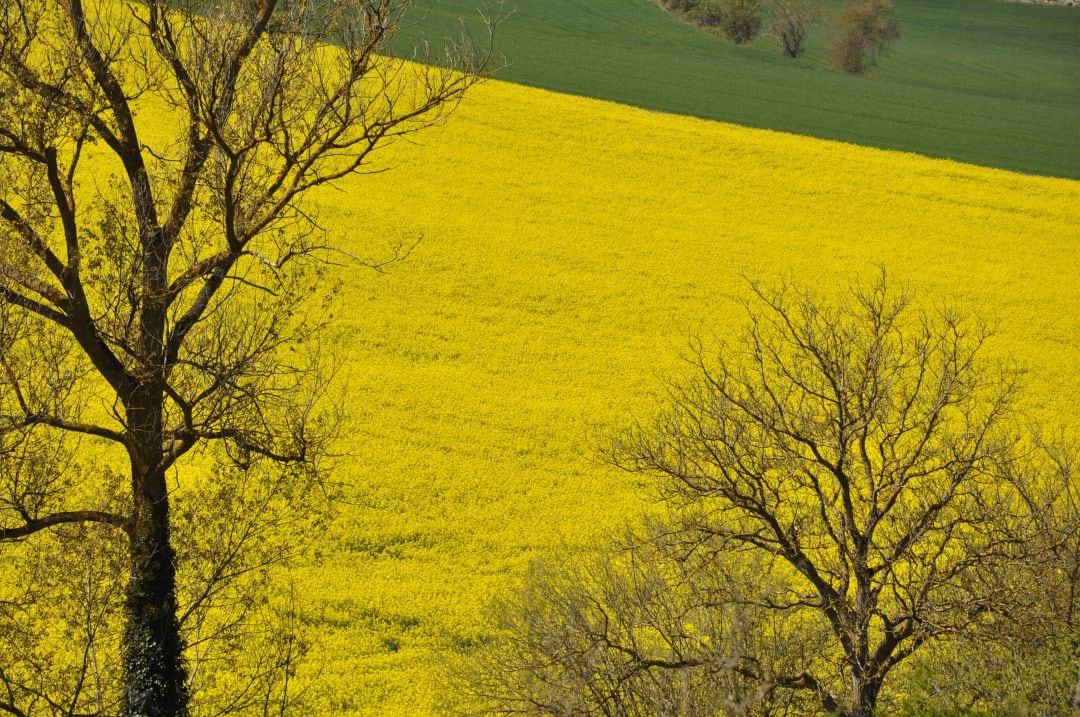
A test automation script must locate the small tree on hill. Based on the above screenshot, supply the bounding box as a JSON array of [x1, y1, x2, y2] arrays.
[[766, 0, 825, 58], [826, 0, 899, 75]]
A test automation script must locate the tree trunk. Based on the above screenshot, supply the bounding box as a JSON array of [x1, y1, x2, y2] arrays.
[[1071, 661, 1080, 709], [846, 678, 880, 717], [123, 213, 188, 715], [124, 432, 188, 716]]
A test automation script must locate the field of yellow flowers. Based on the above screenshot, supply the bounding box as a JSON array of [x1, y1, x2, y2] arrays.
[[284, 77, 1080, 713]]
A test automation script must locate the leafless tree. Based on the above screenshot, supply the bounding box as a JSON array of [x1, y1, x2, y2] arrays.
[[460, 524, 825, 716], [469, 275, 1078, 715], [0, 0, 495, 714], [898, 436, 1080, 714], [599, 273, 1056, 716], [765, 0, 824, 58]]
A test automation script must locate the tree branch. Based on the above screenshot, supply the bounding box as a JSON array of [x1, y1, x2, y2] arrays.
[[0, 510, 129, 541]]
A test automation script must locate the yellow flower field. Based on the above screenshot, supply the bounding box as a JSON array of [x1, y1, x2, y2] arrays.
[[282, 77, 1080, 713]]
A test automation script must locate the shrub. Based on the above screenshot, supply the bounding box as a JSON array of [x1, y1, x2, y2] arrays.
[[826, 0, 899, 75], [717, 0, 763, 43], [687, 0, 725, 26], [662, 0, 699, 14], [670, 0, 762, 44]]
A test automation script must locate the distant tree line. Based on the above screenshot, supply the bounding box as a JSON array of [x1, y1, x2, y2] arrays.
[[664, 0, 764, 44], [660, 0, 900, 74]]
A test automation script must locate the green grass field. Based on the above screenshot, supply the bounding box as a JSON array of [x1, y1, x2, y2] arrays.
[[400, 0, 1080, 178]]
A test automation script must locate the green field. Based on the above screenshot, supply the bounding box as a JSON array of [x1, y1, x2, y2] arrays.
[[400, 0, 1080, 178]]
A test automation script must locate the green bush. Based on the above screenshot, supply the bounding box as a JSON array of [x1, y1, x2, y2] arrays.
[[826, 0, 899, 75], [687, 0, 725, 26], [717, 0, 762, 43], [666, 0, 762, 44], [662, 0, 699, 14]]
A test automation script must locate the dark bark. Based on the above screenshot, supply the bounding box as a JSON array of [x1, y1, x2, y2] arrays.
[[844, 677, 881, 717], [124, 381, 189, 717], [124, 469, 188, 717], [0, 0, 494, 711]]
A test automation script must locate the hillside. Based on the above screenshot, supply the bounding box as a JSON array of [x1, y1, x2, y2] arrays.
[[1, 1, 1078, 714], [295, 79, 1080, 714], [398, 0, 1080, 178]]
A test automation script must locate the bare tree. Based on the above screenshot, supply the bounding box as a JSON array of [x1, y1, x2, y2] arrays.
[[765, 0, 824, 58], [0, 0, 494, 714], [599, 273, 1051, 716], [460, 525, 825, 716], [898, 436, 1080, 715], [470, 275, 1078, 716]]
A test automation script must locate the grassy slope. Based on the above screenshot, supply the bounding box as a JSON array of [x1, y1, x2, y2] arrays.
[[292, 78, 1080, 714], [398, 0, 1080, 178]]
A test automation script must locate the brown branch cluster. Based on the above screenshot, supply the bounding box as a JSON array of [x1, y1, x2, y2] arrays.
[[468, 273, 1079, 716], [460, 527, 825, 716], [0, 0, 493, 488]]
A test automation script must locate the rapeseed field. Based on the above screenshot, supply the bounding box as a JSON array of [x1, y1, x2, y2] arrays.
[[3, 0, 1078, 712], [282, 78, 1080, 713]]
